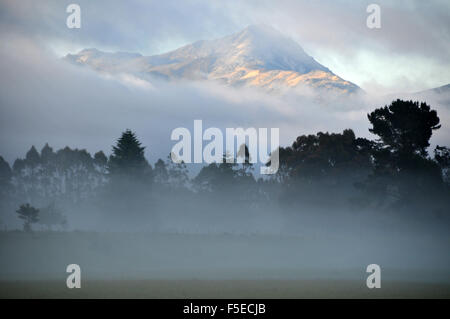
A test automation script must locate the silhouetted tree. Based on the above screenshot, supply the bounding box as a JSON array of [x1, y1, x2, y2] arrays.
[[153, 159, 169, 187], [11, 144, 106, 205], [40, 144, 56, 199], [194, 153, 237, 193], [273, 129, 373, 207], [108, 129, 152, 182], [41, 143, 56, 164], [368, 99, 440, 169], [435, 146, 450, 184], [54, 147, 97, 203], [0, 156, 12, 216], [37, 203, 67, 230], [93, 151, 108, 180], [193, 152, 259, 207], [25, 146, 41, 199], [94, 151, 108, 168], [237, 144, 254, 177], [0, 156, 12, 194], [16, 203, 39, 232], [105, 130, 153, 218], [366, 100, 444, 209], [166, 153, 190, 190], [25, 146, 41, 167]]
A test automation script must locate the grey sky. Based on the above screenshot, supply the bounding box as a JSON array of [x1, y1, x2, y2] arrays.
[[0, 0, 449, 164], [0, 0, 449, 93]]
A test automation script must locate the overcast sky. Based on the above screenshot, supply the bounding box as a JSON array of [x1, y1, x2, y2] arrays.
[[0, 0, 449, 163], [1, 0, 449, 93]]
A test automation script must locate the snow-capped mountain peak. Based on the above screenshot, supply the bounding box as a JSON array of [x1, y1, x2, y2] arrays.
[[65, 25, 359, 93]]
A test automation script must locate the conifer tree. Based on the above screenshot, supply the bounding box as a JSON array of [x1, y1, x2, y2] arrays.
[[108, 129, 151, 179]]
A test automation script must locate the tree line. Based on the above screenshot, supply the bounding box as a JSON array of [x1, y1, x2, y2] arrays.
[[0, 99, 449, 231]]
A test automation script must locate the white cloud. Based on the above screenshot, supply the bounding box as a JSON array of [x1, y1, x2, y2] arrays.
[[0, 0, 449, 93], [0, 35, 376, 164], [0, 1, 449, 165]]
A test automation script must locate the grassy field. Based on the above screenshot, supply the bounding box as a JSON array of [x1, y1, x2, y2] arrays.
[[1, 279, 450, 298], [2, 279, 450, 298], [1, 230, 449, 298]]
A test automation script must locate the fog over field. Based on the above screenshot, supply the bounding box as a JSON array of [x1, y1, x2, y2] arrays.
[[0, 0, 449, 298]]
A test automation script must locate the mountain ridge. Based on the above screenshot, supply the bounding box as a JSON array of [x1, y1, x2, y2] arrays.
[[65, 25, 360, 94]]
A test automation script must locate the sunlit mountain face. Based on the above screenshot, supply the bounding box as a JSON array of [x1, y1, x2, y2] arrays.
[[65, 25, 360, 94]]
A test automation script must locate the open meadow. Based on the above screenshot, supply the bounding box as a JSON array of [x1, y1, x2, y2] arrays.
[[1, 230, 449, 298]]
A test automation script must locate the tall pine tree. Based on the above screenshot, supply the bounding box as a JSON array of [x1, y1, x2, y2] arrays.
[[108, 129, 152, 182], [105, 130, 153, 218]]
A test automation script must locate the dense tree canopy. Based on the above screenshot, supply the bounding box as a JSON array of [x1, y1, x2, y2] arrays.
[[368, 100, 440, 163], [365, 100, 445, 210], [0, 99, 448, 230]]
